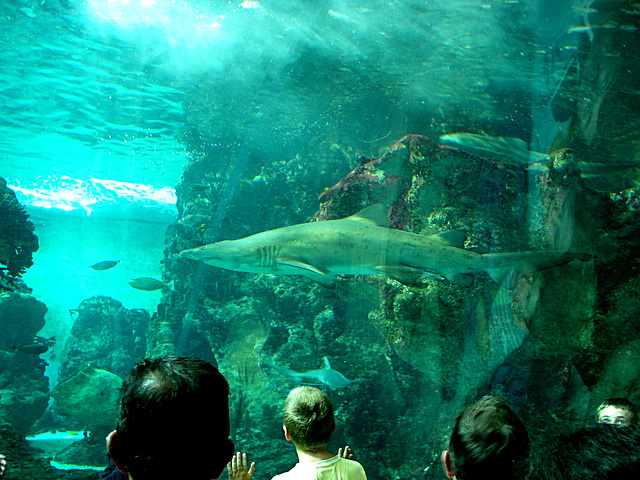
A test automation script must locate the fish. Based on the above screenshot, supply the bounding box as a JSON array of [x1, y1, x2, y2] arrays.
[[272, 357, 362, 388], [128, 277, 173, 291], [12, 343, 50, 355], [180, 204, 592, 288], [439, 133, 548, 165], [90, 260, 121, 271], [34, 335, 56, 347], [439, 132, 639, 192]]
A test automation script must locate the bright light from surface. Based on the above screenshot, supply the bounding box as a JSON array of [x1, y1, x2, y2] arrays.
[[88, 0, 178, 26], [240, 1, 259, 9]]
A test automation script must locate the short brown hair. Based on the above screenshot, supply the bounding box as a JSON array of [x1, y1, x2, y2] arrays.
[[449, 395, 530, 480], [283, 386, 335, 450]]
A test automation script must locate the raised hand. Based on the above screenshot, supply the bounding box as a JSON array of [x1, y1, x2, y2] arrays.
[[227, 452, 256, 480], [338, 446, 354, 459]]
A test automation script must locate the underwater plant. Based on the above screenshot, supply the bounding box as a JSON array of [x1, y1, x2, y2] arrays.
[[0, 178, 38, 290]]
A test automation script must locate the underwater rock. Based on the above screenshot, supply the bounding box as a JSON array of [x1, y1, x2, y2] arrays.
[[522, 149, 595, 357], [50, 366, 122, 428], [316, 136, 522, 390], [0, 422, 99, 480], [59, 296, 148, 380], [526, 148, 589, 251], [0, 177, 39, 291], [52, 436, 108, 470], [0, 292, 47, 351], [315, 133, 601, 444], [0, 293, 49, 434]]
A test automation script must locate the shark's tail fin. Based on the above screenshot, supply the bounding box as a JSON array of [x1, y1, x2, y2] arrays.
[[268, 363, 306, 384], [483, 251, 593, 284]]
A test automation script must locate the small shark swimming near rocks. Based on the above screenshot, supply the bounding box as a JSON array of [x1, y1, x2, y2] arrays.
[[439, 132, 639, 192], [271, 356, 362, 388], [180, 204, 592, 287]]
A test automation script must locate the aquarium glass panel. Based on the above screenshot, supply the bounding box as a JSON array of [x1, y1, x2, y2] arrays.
[[1, 1, 639, 479]]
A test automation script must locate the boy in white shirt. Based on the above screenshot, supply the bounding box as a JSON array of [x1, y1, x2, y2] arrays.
[[228, 386, 366, 480]]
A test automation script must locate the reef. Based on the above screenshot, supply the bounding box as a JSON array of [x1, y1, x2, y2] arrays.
[[39, 296, 150, 469], [58, 296, 148, 381], [50, 366, 122, 428], [0, 293, 49, 435], [0, 423, 97, 480], [0, 178, 39, 292], [157, 132, 640, 480]]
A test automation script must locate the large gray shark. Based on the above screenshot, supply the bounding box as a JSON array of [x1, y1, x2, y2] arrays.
[[180, 204, 591, 287], [271, 357, 362, 388]]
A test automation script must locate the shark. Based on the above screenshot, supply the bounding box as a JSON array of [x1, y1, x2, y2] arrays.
[[271, 356, 362, 388], [180, 204, 592, 288], [439, 132, 639, 192]]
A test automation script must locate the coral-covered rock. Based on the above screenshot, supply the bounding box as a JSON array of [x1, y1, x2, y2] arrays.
[[50, 366, 122, 428], [59, 296, 148, 380], [316, 134, 598, 433], [0, 293, 49, 434], [0, 177, 38, 291]]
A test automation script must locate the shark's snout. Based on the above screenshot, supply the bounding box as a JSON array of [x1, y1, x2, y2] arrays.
[[179, 247, 204, 261]]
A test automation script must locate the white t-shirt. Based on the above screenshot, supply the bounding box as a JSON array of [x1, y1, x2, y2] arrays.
[[271, 456, 367, 480]]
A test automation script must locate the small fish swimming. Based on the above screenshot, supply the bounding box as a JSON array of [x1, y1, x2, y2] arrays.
[[90, 260, 121, 271], [13, 343, 50, 355], [35, 335, 56, 347], [271, 357, 362, 388], [128, 277, 173, 292]]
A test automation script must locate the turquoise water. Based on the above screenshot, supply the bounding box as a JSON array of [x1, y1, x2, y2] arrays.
[[1, 1, 640, 479]]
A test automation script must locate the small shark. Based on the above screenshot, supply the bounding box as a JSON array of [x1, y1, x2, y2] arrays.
[[180, 204, 591, 287], [271, 357, 362, 388], [439, 132, 639, 192], [440, 133, 548, 165]]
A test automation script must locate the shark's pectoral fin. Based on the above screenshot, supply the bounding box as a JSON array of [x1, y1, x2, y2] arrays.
[[485, 266, 512, 284], [309, 275, 336, 288], [279, 258, 331, 276], [375, 265, 424, 284], [447, 273, 475, 287]]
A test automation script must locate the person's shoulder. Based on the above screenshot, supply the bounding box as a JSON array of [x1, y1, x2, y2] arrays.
[[336, 457, 366, 475], [272, 464, 300, 480], [337, 457, 364, 467]]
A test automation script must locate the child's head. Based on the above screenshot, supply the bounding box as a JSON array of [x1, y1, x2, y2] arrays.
[[283, 386, 335, 451], [596, 397, 638, 426], [447, 395, 530, 480]]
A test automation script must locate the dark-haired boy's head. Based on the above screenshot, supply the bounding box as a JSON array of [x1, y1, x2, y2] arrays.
[[444, 395, 530, 480], [283, 386, 335, 451], [109, 356, 234, 480]]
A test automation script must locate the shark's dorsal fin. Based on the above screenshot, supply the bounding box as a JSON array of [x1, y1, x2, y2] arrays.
[[279, 257, 331, 276], [431, 229, 466, 249], [323, 356, 331, 369], [347, 204, 389, 227]]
